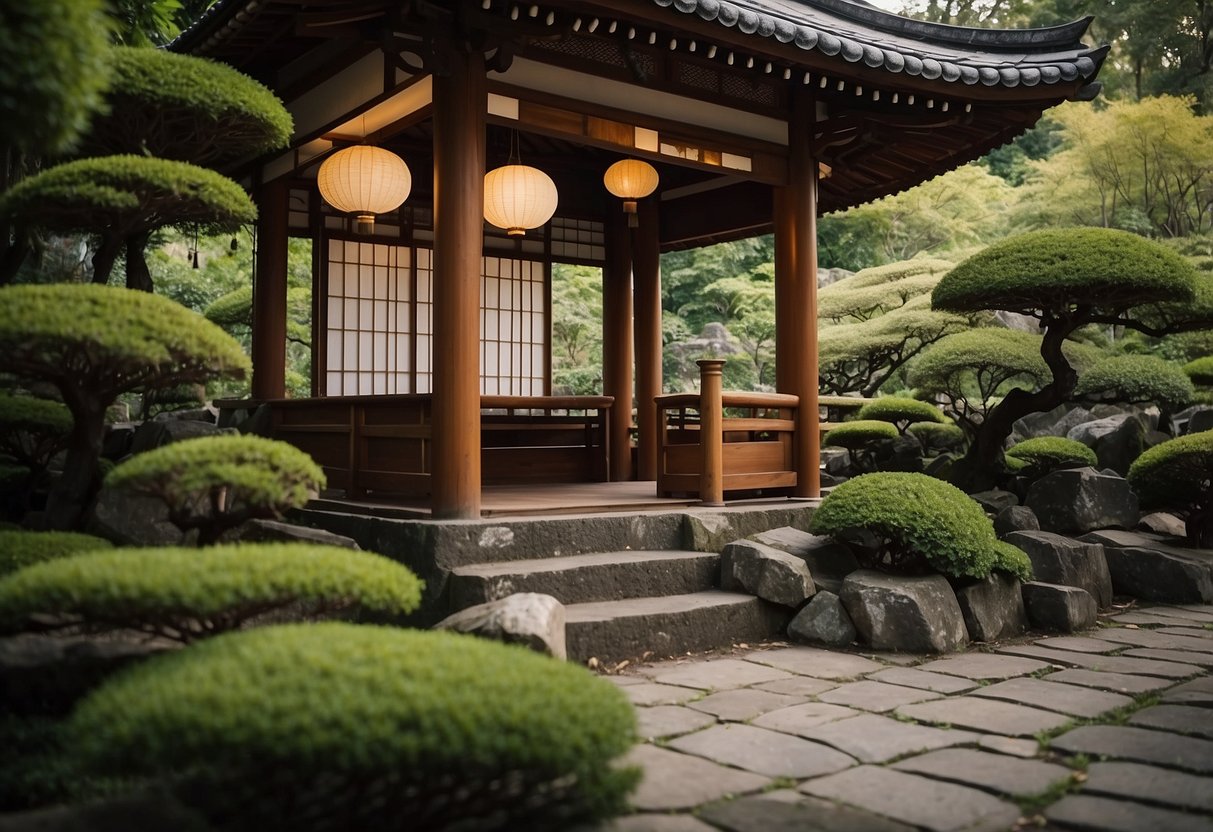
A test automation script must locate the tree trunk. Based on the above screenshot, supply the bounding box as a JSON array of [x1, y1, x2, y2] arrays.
[[43, 397, 106, 531], [91, 234, 122, 285], [125, 231, 153, 292]]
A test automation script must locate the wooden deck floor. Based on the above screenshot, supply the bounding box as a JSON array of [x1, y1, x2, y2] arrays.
[[311, 481, 817, 519]]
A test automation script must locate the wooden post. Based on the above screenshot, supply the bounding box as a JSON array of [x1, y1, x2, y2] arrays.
[[431, 48, 486, 519], [773, 186, 797, 393], [789, 88, 821, 498], [697, 359, 725, 507], [633, 196, 662, 481], [603, 207, 634, 481], [252, 178, 288, 399]]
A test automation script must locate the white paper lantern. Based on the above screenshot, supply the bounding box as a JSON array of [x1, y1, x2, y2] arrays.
[[317, 145, 411, 234], [603, 159, 659, 223], [483, 164, 559, 236]]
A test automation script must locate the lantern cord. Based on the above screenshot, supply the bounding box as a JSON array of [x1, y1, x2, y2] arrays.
[[508, 128, 521, 166]]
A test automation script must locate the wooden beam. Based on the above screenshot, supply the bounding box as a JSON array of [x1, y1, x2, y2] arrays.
[[252, 178, 289, 399], [603, 207, 634, 481], [788, 87, 820, 498], [633, 196, 662, 482]]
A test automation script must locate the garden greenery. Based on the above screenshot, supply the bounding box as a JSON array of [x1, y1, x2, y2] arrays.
[[1073, 355, 1194, 412], [1005, 436, 1098, 478], [0, 530, 111, 577], [857, 397, 947, 434], [1127, 430, 1213, 547]]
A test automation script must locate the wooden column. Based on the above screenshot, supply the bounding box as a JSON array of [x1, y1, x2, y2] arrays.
[[632, 196, 663, 482], [603, 208, 634, 481], [697, 359, 725, 507], [773, 186, 798, 393], [431, 49, 486, 519], [788, 88, 821, 498], [251, 178, 288, 399]]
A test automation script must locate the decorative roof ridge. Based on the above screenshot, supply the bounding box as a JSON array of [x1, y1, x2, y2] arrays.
[[169, 0, 248, 53]]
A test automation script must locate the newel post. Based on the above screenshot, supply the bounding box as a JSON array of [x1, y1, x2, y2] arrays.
[[698, 359, 725, 507]]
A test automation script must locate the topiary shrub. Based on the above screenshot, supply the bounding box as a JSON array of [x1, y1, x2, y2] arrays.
[[908, 420, 966, 454], [0, 394, 73, 509], [809, 471, 1008, 580], [1074, 355, 1194, 417], [1127, 430, 1213, 547], [857, 397, 947, 434], [1183, 355, 1213, 387], [1005, 436, 1098, 479], [0, 543, 422, 641], [991, 541, 1034, 582], [0, 530, 112, 577], [104, 435, 324, 546], [843, 258, 955, 290], [68, 623, 638, 831], [823, 420, 899, 473]]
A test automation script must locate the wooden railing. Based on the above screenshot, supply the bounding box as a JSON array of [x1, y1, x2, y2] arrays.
[[261, 394, 612, 499]]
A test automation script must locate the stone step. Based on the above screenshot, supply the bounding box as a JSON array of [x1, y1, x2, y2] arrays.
[[565, 590, 792, 663], [449, 550, 720, 608]]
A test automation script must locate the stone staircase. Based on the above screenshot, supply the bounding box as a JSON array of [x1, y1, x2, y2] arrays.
[[298, 501, 816, 663]]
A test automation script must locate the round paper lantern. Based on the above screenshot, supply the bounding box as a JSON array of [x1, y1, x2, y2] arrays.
[[317, 145, 411, 234], [483, 164, 559, 236], [603, 159, 659, 223]]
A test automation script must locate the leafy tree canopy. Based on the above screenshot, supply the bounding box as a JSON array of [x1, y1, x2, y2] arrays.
[[1073, 355, 1195, 412]]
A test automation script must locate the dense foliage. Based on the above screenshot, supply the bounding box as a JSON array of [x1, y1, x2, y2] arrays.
[[1127, 430, 1213, 547], [1005, 436, 1098, 477], [908, 420, 966, 453], [68, 623, 638, 830], [0, 543, 423, 641], [0, 394, 73, 503], [104, 435, 325, 545], [1183, 356, 1213, 386], [857, 397, 947, 434], [1073, 355, 1194, 413], [0, 530, 111, 576]]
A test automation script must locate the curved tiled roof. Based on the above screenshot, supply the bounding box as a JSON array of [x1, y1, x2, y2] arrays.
[[652, 0, 1105, 91]]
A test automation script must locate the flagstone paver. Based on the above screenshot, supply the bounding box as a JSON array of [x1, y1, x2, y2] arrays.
[[1033, 635, 1123, 653], [866, 666, 978, 693], [897, 696, 1072, 737], [913, 653, 1051, 680], [1092, 627, 1213, 653], [1128, 703, 1213, 739], [1045, 794, 1213, 832], [685, 688, 805, 721], [623, 744, 770, 811], [787, 713, 980, 764], [816, 679, 944, 712], [1050, 725, 1213, 774], [697, 794, 917, 832], [750, 702, 863, 735], [996, 643, 1202, 677], [1082, 761, 1213, 813], [751, 675, 839, 697], [1146, 606, 1213, 623], [890, 747, 1073, 797], [799, 765, 1022, 832], [969, 676, 1134, 718], [1163, 676, 1213, 705], [621, 682, 702, 706], [743, 646, 883, 679], [605, 814, 718, 832], [667, 723, 856, 779], [1042, 667, 1174, 694], [644, 658, 792, 690], [977, 735, 1041, 758], [634, 705, 716, 739], [1112, 611, 1205, 626], [1125, 647, 1213, 667], [1158, 622, 1213, 635]]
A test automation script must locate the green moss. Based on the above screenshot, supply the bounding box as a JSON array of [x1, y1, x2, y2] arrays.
[[0, 543, 423, 641], [1127, 431, 1213, 545], [0, 530, 112, 577], [908, 421, 966, 451], [932, 228, 1197, 316], [1074, 355, 1194, 411], [992, 541, 1034, 582], [68, 623, 638, 830], [1184, 355, 1213, 386], [104, 435, 324, 544], [857, 397, 947, 431], [823, 420, 899, 449], [203, 286, 253, 329], [1006, 436, 1098, 475]]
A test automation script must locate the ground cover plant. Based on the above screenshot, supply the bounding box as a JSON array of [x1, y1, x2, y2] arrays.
[[67, 623, 639, 831], [0, 530, 111, 577], [1127, 430, 1213, 546], [822, 420, 898, 473], [1005, 436, 1098, 479]]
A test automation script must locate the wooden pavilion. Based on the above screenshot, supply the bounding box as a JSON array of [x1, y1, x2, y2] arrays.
[[175, 0, 1105, 519]]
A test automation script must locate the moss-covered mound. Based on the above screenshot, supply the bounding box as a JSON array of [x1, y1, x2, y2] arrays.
[[844, 259, 955, 289], [68, 623, 638, 830], [1074, 355, 1194, 411], [932, 228, 1197, 315], [857, 397, 947, 433], [810, 472, 1011, 579], [1006, 436, 1098, 476], [1184, 356, 1213, 386], [0, 544, 422, 641], [203, 285, 253, 329], [991, 541, 1034, 583], [0, 530, 111, 577], [908, 421, 966, 451], [823, 420, 899, 449], [1127, 430, 1213, 546]]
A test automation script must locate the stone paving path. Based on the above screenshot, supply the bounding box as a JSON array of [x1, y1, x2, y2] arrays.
[[598, 602, 1213, 832]]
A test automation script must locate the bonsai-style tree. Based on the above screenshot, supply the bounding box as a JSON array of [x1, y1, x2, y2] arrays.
[[104, 435, 326, 545], [931, 228, 1202, 489], [1005, 436, 1098, 480], [822, 420, 899, 473], [1128, 431, 1213, 547], [1073, 354, 1194, 431], [0, 394, 72, 509], [1184, 355, 1213, 389], [818, 270, 943, 324], [0, 529, 111, 577], [0, 155, 256, 290], [0, 284, 250, 530], [857, 396, 947, 435]]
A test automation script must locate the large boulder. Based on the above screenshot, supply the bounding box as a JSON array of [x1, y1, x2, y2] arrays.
[[1003, 530, 1113, 608], [954, 573, 1027, 642], [1024, 467, 1139, 535], [1079, 530, 1213, 604], [993, 505, 1040, 539], [787, 590, 856, 647], [750, 527, 859, 593], [1092, 416, 1147, 476], [1184, 407, 1213, 435], [970, 489, 1018, 514], [1021, 582, 1097, 632], [721, 539, 815, 607], [86, 487, 186, 546], [435, 593, 566, 659], [1138, 512, 1187, 539], [1066, 413, 1141, 447], [1013, 404, 1091, 443], [226, 518, 361, 549], [128, 418, 233, 456], [840, 570, 968, 653]]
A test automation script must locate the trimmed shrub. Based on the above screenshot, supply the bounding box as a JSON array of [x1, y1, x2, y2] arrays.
[[1074, 355, 1194, 412], [0, 530, 112, 577], [0, 394, 72, 505], [0, 543, 422, 641], [104, 435, 325, 545], [992, 541, 1034, 582], [908, 421, 966, 453], [68, 623, 638, 830], [823, 420, 899, 473], [1005, 436, 1098, 478], [844, 258, 955, 289], [1127, 430, 1213, 547], [857, 397, 947, 434], [818, 272, 941, 322], [809, 472, 1006, 579], [1183, 355, 1213, 386]]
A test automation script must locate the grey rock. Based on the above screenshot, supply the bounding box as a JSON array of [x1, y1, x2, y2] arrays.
[[1024, 466, 1139, 534], [635, 705, 716, 740], [624, 744, 770, 811], [101, 423, 136, 461], [1099, 545, 1213, 604], [789, 713, 976, 764], [682, 507, 815, 554], [721, 540, 815, 607], [1013, 404, 1089, 442], [749, 527, 859, 594], [687, 688, 806, 722], [1083, 761, 1213, 814], [840, 570, 969, 653], [954, 572, 1027, 642], [1004, 530, 1113, 607], [1186, 407, 1213, 435], [993, 505, 1039, 538], [746, 646, 882, 680], [787, 591, 855, 647], [698, 794, 916, 832], [822, 448, 853, 477], [1066, 413, 1138, 446], [647, 658, 792, 691], [897, 696, 1072, 737], [227, 518, 360, 549], [1046, 794, 1213, 832], [914, 652, 1050, 680], [971, 676, 1133, 718], [970, 489, 1018, 513], [668, 723, 856, 779], [1050, 725, 1213, 774], [1128, 703, 1213, 739], [891, 748, 1072, 797], [817, 681, 943, 713], [1092, 415, 1147, 476], [1021, 581, 1097, 632], [1139, 511, 1188, 538], [86, 487, 185, 546], [158, 406, 217, 424], [128, 418, 233, 455], [922, 453, 954, 480], [866, 667, 977, 694], [434, 592, 566, 659], [237, 403, 274, 436]]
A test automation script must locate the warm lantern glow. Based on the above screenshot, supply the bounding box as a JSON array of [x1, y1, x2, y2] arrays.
[[483, 164, 559, 236], [317, 145, 411, 234], [603, 159, 659, 224]]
